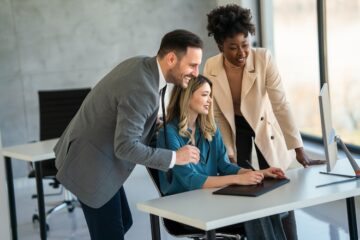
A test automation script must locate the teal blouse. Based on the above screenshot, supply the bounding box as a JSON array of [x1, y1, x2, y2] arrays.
[[157, 119, 240, 195]]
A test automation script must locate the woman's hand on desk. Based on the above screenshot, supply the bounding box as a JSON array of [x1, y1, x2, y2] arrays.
[[234, 170, 264, 185], [261, 167, 286, 179], [295, 147, 327, 168]]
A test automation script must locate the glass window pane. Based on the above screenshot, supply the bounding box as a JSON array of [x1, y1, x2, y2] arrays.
[[273, 0, 321, 137], [327, 0, 360, 146]]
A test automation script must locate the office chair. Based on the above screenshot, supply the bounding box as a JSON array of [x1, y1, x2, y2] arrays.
[[28, 88, 91, 230], [146, 167, 245, 240]]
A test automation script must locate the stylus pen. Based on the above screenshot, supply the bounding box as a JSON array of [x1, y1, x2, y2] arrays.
[[244, 160, 264, 185], [245, 160, 256, 171]]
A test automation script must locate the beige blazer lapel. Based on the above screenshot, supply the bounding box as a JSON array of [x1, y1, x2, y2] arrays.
[[241, 50, 257, 102], [209, 54, 236, 136]]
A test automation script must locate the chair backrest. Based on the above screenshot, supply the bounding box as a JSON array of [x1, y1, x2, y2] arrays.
[[146, 167, 164, 197], [39, 88, 91, 140], [35, 88, 91, 176], [146, 167, 243, 239], [146, 167, 206, 238]]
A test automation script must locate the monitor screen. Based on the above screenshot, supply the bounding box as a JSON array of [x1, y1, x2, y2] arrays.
[[319, 83, 338, 172]]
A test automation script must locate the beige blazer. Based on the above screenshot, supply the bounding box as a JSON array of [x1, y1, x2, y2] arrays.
[[203, 49, 302, 170]]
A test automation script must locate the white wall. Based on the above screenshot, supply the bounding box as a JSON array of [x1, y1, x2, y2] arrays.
[[0, 0, 219, 177]]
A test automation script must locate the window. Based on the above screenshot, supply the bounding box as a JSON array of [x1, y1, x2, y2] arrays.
[[327, 0, 360, 146], [272, 0, 321, 137]]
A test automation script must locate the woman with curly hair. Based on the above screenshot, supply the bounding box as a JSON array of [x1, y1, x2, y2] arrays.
[[157, 75, 288, 240], [204, 4, 325, 239]]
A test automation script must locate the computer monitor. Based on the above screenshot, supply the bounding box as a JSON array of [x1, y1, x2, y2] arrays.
[[318, 83, 360, 178], [319, 83, 338, 172]]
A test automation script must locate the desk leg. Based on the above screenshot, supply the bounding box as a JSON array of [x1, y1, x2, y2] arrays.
[[150, 214, 161, 240], [4, 157, 18, 240], [205, 230, 216, 240], [346, 197, 358, 240], [34, 162, 47, 240]]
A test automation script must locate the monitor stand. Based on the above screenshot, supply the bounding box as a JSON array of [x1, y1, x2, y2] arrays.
[[317, 136, 360, 188]]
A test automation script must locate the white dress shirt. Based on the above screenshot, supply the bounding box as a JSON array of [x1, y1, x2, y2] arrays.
[[157, 59, 176, 168]]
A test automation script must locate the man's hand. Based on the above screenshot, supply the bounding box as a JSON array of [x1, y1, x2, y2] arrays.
[[295, 147, 327, 168], [175, 145, 200, 165]]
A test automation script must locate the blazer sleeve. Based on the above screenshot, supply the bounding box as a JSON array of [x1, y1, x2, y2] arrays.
[[264, 50, 303, 149], [113, 90, 173, 172]]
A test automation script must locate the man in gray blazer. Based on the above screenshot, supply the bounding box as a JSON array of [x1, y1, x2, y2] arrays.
[[53, 29, 203, 240]]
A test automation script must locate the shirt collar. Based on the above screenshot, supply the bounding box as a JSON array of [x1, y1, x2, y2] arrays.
[[156, 58, 167, 90]]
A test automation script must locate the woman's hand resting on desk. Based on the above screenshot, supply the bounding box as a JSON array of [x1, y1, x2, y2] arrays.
[[295, 147, 327, 168], [260, 167, 286, 179], [235, 170, 264, 185]]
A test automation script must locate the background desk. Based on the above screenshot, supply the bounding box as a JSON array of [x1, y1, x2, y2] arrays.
[[1, 139, 58, 240], [138, 160, 360, 240], [0, 133, 11, 240]]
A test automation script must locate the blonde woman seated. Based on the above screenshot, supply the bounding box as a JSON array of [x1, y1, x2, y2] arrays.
[[157, 75, 288, 240]]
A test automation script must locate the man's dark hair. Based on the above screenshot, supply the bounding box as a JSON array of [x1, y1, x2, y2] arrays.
[[207, 4, 256, 45], [157, 29, 203, 58]]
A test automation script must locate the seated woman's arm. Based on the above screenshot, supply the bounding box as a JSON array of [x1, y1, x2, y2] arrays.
[[203, 166, 286, 188], [157, 124, 285, 194], [202, 129, 285, 188], [203, 129, 265, 188], [203, 171, 264, 188]]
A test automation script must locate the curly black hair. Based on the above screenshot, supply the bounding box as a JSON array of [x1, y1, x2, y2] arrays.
[[207, 4, 256, 45]]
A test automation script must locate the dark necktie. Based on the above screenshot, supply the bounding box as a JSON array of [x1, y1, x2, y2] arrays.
[[149, 85, 167, 148], [160, 85, 173, 182], [160, 85, 168, 147]]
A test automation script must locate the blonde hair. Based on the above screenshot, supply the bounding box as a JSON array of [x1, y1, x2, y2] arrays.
[[166, 75, 217, 141]]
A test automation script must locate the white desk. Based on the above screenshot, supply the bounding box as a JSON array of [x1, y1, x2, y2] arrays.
[[1, 139, 58, 240], [137, 160, 360, 240]]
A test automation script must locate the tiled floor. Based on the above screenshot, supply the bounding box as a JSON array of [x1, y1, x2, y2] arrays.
[[13, 166, 359, 240]]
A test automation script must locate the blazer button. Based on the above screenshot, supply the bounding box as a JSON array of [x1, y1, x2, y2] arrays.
[[270, 136, 274, 140], [260, 117, 264, 121]]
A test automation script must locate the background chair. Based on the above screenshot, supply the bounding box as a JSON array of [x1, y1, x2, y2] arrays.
[[146, 167, 245, 240], [28, 88, 91, 230]]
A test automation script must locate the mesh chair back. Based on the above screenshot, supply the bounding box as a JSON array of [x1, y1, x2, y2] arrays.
[[39, 88, 91, 140], [146, 167, 205, 237], [36, 88, 91, 176], [146, 167, 164, 197]]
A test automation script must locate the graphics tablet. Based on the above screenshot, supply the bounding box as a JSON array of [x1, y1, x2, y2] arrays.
[[213, 178, 290, 197]]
